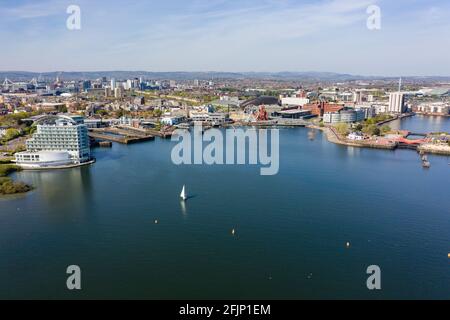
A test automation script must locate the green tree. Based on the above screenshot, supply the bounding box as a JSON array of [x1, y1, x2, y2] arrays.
[[373, 127, 381, 136], [362, 124, 379, 136], [335, 123, 349, 135], [115, 109, 125, 118], [96, 110, 109, 117], [3, 128, 21, 141], [153, 109, 163, 117], [23, 125, 37, 135], [381, 125, 391, 135]]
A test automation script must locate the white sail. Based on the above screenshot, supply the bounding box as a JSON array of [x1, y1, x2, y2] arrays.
[[180, 185, 187, 200]]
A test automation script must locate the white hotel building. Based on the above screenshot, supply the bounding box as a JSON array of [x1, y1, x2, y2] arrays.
[[388, 92, 406, 114], [15, 115, 91, 169]]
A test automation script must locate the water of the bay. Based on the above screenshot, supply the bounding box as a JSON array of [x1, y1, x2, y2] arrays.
[[1, 116, 449, 299]]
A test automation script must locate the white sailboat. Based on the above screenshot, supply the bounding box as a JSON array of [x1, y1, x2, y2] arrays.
[[180, 185, 187, 201]]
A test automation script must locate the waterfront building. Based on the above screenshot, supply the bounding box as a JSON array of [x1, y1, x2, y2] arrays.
[[355, 104, 376, 119], [15, 115, 91, 168], [119, 116, 133, 126], [190, 112, 229, 124], [302, 102, 344, 117], [388, 92, 406, 114], [414, 102, 450, 116], [161, 116, 186, 126], [273, 109, 312, 119], [348, 132, 365, 141], [323, 108, 365, 124]]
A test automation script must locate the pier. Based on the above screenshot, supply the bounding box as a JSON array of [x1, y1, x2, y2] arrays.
[[88, 127, 155, 144], [115, 125, 175, 139]]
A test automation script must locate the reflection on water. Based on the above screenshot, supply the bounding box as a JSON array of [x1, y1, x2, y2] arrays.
[[346, 146, 361, 158], [180, 200, 187, 217], [12, 167, 94, 222], [16, 167, 92, 202], [390, 115, 450, 133]]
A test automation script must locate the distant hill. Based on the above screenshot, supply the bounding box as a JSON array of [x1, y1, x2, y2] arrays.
[[1, 71, 449, 82]]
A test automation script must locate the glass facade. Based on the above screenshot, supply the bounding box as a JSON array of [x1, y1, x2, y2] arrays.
[[25, 119, 91, 163]]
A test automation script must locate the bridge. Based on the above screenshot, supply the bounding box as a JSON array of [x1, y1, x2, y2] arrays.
[[407, 132, 428, 137], [396, 137, 429, 145]]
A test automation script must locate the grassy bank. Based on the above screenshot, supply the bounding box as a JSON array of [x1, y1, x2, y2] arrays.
[[0, 164, 32, 195]]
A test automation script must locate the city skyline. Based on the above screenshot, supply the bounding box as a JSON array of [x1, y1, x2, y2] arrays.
[[1, 0, 449, 76]]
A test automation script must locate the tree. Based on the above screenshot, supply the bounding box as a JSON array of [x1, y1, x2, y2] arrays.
[[355, 124, 363, 131], [23, 125, 37, 135], [373, 127, 381, 136], [335, 123, 349, 135], [3, 128, 21, 141], [153, 109, 163, 117], [96, 110, 109, 117], [363, 124, 379, 136], [115, 109, 125, 118], [381, 125, 391, 135]]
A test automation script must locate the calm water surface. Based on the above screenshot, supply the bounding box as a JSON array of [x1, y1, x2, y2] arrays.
[[1, 117, 449, 299], [390, 115, 450, 133]]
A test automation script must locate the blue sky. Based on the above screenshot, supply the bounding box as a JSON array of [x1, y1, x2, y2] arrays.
[[0, 0, 449, 76]]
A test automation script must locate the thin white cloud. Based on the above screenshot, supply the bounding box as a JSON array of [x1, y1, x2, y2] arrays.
[[1, 1, 64, 19]]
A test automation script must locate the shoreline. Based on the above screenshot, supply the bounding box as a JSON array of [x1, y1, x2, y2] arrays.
[[18, 159, 96, 171], [307, 124, 450, 156], [309, 125, 397, 150], [0, 164, 33, 196]]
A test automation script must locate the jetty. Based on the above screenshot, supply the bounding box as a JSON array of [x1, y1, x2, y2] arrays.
[[88, 127, 155, 144]]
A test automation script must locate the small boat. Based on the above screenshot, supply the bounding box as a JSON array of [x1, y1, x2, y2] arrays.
[[423, 161, 431, 168], [180, 185, 187, 201]]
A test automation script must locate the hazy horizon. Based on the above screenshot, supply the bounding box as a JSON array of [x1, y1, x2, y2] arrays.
[[1, 70, 450, 79]]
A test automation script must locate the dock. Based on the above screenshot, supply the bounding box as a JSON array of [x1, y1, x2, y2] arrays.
[[88, 127, 155, 144], [116, 125, 175, 139]]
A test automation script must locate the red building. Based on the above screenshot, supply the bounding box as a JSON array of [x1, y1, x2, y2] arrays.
[[302, 102, 344, 117]]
